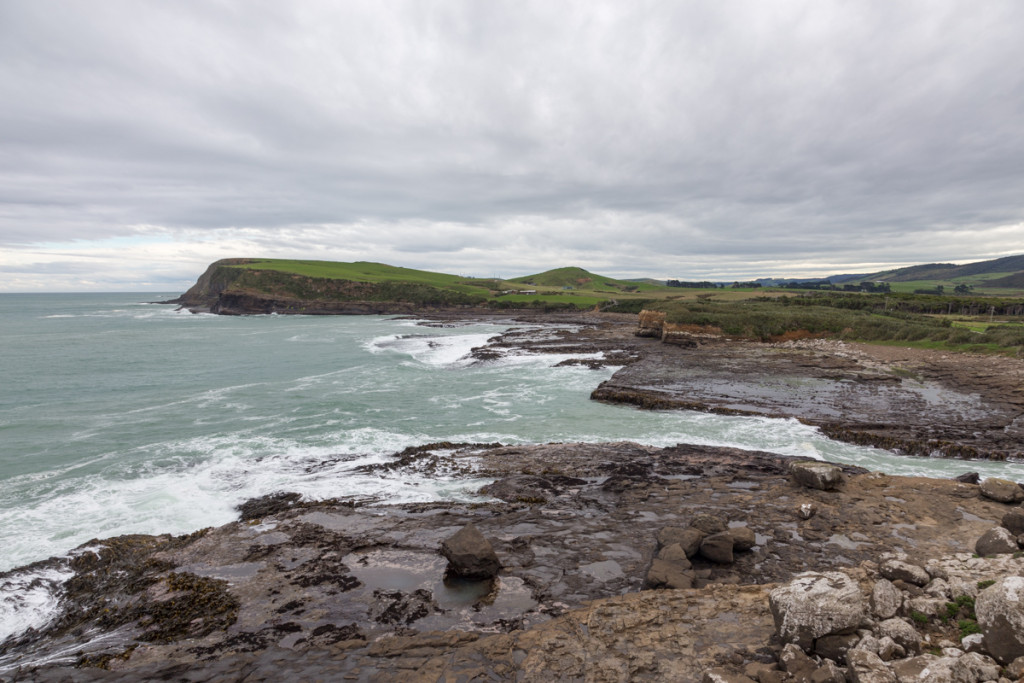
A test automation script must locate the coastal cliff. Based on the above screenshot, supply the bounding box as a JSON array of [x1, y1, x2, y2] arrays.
[[169, 259, 492, 315]]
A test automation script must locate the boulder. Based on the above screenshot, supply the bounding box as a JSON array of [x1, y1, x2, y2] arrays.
[[645, 557, 695, 590], [975, 526, 1019, 556], [846, 649, 896, 683], [879, 558, 930, 587], [975, 576, 1024, 664], [1001, 507, 1024, 536], [790, 461, 844, 491], [729, 526, 757, 552], [950, 651, 1001, 682], [889, 654, 956, 682], [690, 513, 728, 536], [779, 642, 818, 679], [814, 632, 859, 664], [657, 542, 692, 567], [1006, 655, 1024, 680], [657, 526, 704, 557], [954, 472, 980, 484], [700, 532, 735, 564], [979, 477, 1024, 504], [439, 523, 501, 579], [876, 617, 922, 655], [876, 636, 904, 661], [769, 571, 867, 652], [870, 579, 903, 620], [810, 659, 845, 683]]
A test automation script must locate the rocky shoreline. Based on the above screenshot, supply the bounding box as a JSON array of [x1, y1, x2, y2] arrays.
[[3, 313, 1024, 681]]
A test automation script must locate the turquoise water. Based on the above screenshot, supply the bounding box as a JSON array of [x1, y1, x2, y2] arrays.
[[2, 293, 1022, 641]]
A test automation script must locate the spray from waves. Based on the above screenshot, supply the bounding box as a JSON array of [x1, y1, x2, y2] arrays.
[[365, 331, 498, 367], [0, 427, 492, 574], [0, 565, 75, 645]]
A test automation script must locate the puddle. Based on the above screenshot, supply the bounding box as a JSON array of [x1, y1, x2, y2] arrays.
[[578, 560, 624, 582], [181, 562, 264, 582], [727, 480, 760, 489], [826, 534, 862, 550], [341, 549, 537, 617]]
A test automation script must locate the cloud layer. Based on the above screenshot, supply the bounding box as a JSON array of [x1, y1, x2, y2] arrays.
[[2, 1, 1024, 290]]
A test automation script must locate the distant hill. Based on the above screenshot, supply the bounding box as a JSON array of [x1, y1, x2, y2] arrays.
[[172, 259, 668, 315], [860, 255, 1024, 284], [508, 267, 661, 292]]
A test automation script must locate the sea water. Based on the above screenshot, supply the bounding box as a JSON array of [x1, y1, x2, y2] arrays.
[[2, 293, 1023, 643]]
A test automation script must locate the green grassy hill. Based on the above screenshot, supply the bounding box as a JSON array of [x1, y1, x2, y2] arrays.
[[508, 267, 663, 293], [176, 259, 674, 312]]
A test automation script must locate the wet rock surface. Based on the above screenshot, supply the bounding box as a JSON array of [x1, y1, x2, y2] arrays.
[[3, 440, 1020, 682], [590, 332, 1024, 461]]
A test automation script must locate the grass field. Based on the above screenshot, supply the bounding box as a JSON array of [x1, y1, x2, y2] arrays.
[[216, 259, 1024, 353]]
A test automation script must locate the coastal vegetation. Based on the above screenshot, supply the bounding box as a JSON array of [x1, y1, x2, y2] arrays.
[[177, 257, 1024, 354]]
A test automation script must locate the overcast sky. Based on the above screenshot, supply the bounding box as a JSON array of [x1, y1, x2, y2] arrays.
[[2, 1, 1024, 291]]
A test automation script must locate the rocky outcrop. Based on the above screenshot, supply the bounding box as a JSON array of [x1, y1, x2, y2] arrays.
[[975, 576, 1024, 664], [769, 571, 867, 651], [439, 523, 501, 579], [636, 309, 666, 337], [8, 441, 1024, 682], [760, 552, 1024, 680]]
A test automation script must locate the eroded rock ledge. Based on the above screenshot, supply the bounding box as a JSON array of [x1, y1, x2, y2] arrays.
[[4, 441, 1024, 682]]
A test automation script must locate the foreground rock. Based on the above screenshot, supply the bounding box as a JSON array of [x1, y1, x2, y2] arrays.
[[2, 441, 1021, 681]]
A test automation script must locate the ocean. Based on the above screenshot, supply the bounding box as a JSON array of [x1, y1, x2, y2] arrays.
[[2, 292, 1022, 643]]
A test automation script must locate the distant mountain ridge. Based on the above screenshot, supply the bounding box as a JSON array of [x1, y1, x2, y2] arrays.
[[822, 254, 1024, 287]]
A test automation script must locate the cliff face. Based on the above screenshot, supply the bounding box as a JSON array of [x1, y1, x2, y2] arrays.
[[171, 259, 490, 314], [170, 258, 254, 310]]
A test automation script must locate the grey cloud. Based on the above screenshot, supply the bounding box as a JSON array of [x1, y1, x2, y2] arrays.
[[2, 0, 1024, 289]]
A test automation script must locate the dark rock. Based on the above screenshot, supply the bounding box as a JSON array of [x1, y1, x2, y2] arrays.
[[954, 472, 980, 484], [657, 543, 692, 567], [690, 513, 727, 536], [657, 526, 704, 557], [790, 461, 844, 491], [439, 523, 501, 579], [975, 526, 1019, 556], [814, 632, 859, 664], [236, 492, 302, 521], [779, 642, 818, 679], [1002, 507, 1024, 536], [700, 532, 735, 564], [810, 659, 845, 683], [729, 526, 757, 552], [478, 475, 556, 503], [645, 558, 695, 590]]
